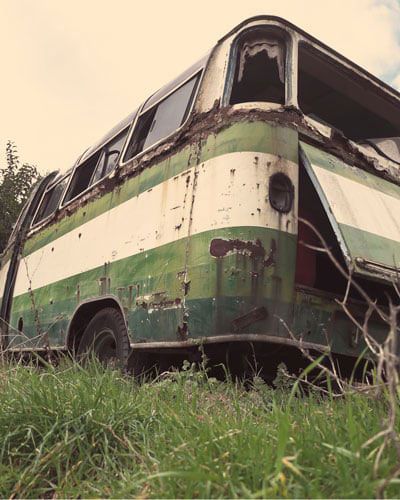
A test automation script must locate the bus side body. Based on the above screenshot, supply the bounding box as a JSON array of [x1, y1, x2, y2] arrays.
[[1, 16, 399, 360], [6, 118, 299, 351]]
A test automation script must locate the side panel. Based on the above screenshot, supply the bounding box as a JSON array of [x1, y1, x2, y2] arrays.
[[9, 121, 299, 349], [184, 149, 298, 339], [301, 142, 400, 280], [0, 174, 56, 347]]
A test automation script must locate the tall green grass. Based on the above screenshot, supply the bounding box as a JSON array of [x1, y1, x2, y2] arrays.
[[0, 360, 398, 498]]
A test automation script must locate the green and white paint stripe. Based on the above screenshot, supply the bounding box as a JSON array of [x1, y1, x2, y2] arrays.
[[302, 142, 400, 273], [14, 151, 297, 298], [6, 120, 300, 348]]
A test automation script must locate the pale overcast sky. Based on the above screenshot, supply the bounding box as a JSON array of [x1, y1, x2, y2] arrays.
[[1, 0, 400, 174]]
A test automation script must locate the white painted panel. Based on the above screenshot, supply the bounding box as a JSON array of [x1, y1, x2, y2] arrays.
[[191, 153, 297, 235], [14, 152, 297, 296], [313, 164, 400, 243], [0, 259, 10, 302]]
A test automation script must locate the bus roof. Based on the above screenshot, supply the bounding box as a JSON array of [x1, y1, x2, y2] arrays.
[[77, 16, 400, 168]]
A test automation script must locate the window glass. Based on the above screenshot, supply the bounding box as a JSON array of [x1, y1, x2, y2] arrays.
[[33, 175, 70, 225], [143, 76, 198, 150], [124, 73, 200, 161], [91, 128, 128, 185]]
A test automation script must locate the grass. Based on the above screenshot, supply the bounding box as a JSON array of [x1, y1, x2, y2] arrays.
[[0, 359, 398, 498]]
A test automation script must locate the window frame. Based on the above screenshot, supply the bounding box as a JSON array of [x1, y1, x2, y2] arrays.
[[61, 126, 130, 208], [119, 68, 204, 167], [223, 26, 291, 108], [30, 172, 71, 229], [296, 40, 400, 141], [89, 127, 129, 185]]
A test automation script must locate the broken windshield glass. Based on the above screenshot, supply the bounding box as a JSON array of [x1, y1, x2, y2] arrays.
[[230, 31, 285, 105], [298, 43, 400, 146]]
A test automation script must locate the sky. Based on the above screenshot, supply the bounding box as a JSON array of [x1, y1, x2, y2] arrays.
[[1, 0, 400, 174]]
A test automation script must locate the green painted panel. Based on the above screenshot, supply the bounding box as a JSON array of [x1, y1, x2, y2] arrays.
[[24, 121, 298, 256], [10, 226, 297, 347], [200, 121, 298, 165], [301, 142, 400, 200], [293, 289, 388, 357], [340, 224, 400, 269], [301, 141, 400, 281]]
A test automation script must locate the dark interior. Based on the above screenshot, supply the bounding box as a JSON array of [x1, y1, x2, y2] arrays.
[[123, 108, 157, 161], [230, 34, 285, 105], [63, 151, 101, 204], [298, 44, 400, 140], [296, 161, 396, 306]]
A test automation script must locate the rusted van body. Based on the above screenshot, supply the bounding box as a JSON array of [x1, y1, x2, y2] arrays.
[[1, 16, 399, 364]]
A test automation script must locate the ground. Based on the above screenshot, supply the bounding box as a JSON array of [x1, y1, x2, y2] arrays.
[[0, 359, 398, 498]]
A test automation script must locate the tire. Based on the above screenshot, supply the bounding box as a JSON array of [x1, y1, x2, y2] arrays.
[[77, 307, 130, 368]]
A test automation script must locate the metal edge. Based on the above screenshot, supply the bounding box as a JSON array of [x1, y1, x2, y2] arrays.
[[299, 144, 353, 266], [129, 333, 328, 352]]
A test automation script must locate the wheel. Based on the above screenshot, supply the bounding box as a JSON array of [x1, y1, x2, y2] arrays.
[[77, 307, 130, 367]]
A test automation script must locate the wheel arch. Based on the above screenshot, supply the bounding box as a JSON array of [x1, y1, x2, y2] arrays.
[[66, 295, 128, 352]]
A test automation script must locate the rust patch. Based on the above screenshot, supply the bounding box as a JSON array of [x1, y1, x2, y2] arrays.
[[30, 104, 400, 237], [136, 291, 182, 310], [264, 238, 277, 268], [232, 306, 268, 332], [177, 313, 189, 340], [210, 237, 277, 269], [210, 238, 265, 259], [150, 298, 182, 310]]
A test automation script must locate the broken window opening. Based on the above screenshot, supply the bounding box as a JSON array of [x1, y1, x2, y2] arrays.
[[63, 151, 102, 205], [90, 127, 129, 185], [63, 127, 129, 205], [123, 73, 200, 162], [298, 44, 400, 141], [296, 161, 396, 306], [230, 31, 285, 105], [32, 175, 70, 226]]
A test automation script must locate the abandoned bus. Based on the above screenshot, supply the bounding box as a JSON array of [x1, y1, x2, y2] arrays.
[[1, 16, 400, 371]]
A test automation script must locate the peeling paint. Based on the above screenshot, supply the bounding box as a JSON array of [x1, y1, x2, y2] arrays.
[[210, 237, 277, 269], [232, 306, 268, 332], [210, 238, 265, 259]]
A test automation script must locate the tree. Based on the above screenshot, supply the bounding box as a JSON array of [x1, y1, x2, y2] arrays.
[[0, 141, 41, 253]]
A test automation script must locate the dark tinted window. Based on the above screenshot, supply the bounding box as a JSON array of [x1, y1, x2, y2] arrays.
[[33, 175, 70, 225], [124, 73, 200, 161]]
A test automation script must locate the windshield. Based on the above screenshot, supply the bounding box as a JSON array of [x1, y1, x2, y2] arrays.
[[297, 42, 400, 162]]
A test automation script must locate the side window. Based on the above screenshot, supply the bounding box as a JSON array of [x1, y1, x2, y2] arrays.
[[63, 127, 128, 205], [32, 175, 70, 226], [63, 151, 102, 204], [230, 31, 286, 105], [91, 128, 129, 185], [123, 73, 200, 161]]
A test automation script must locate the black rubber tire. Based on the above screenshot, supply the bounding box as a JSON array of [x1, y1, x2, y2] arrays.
[[77, 307, 130, 368]]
